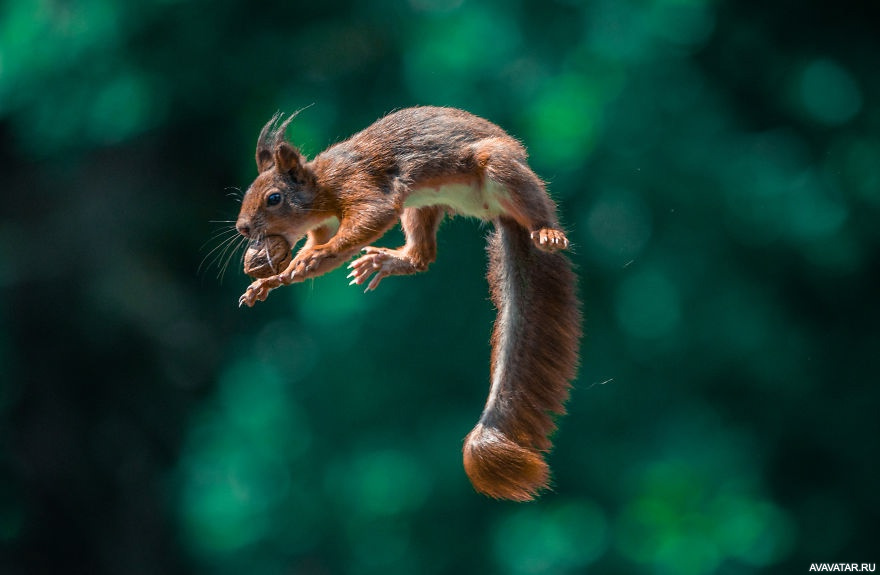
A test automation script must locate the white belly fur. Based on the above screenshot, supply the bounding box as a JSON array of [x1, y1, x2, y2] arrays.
[[404, 178, 510, 219]]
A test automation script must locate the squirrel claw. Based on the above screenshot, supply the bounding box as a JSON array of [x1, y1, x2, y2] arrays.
[[348, 250, 387, 287], [288, 248, 329, 281], [238, 274, 285, 307], [238, 291, 254, 308], [531, 229, 570, 252], [239, 285, 264, 307]]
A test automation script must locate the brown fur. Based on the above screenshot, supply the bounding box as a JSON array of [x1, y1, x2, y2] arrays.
[[464, 217, 581, 500], [235, 106, 582, 500]]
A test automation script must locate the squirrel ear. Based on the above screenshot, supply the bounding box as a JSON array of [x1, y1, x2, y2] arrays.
[[256, 149, 274, 173], [274, 142, 305, 176]]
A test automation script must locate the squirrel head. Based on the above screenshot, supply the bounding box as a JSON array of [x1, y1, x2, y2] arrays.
[[236, 112, 318, 243]]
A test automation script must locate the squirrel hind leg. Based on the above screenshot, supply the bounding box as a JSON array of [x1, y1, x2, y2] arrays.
[[471, 138, 568, 251], [347, 206, 444, 291], [348, 247, 421, 291]]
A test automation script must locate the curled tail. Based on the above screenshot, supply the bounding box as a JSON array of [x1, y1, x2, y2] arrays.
[[463, 217, 582, 501]]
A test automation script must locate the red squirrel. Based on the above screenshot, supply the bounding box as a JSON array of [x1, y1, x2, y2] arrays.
[[235, 106, 581, 501]]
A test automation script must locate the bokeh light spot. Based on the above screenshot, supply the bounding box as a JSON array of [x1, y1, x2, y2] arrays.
[[714, 497, 796, 566], [326, 448, 430, 519], [585, 187, 653, 267], [706, 282, 773, 358], [528, 73, 603, 170], [493, 499, 608, 574], [295, 267, 367, 344], [403, 7, 518, 103], [586, 0, 650, 63], [798, 58, 862, 126], [723, 131, 848, 246], [786, 170, 848, 241], [842, 136, 880, 206], [408, 0, 464, 12], [617, 456, 795, 574], [87, 70, 155, 144], [177, 355, 314, 558], [649, 0, 715, 49], [216, 358, 312, 458], [615, 268, 681, 339], [347, 522, 416, 574], [179, 443, 280, 555]]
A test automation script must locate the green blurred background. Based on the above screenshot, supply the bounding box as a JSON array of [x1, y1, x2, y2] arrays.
[[1, 0, 878, 573]]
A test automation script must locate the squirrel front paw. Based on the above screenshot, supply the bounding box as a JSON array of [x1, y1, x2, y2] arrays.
[[280, 247, 334, 283], [238, 274, 285, 307]]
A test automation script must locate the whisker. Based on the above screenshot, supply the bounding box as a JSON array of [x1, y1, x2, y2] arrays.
[[264, 240, 282, 275], [201, 189, 250, 280], [205, 224, 239, 238], [200, 225, 242, 265], [224, 187, 244, 204], [214, 237, 243, 282], [199, 231, 242, 276], [238, 235, 249, 268], [199, 226, 239, 252], [219, 235, 250, 282], [199, 229, 238, 262], [231, 231, 265, 279], [223, 232, 256, 281]]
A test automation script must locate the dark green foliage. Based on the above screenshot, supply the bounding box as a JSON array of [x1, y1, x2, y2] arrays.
[[1, 0, 878, 573]]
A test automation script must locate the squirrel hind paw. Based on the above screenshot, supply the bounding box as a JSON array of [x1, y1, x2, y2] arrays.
[[530, 228, 570, 252]]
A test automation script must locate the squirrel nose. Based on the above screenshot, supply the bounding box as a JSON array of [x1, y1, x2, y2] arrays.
[[236, 222, 251, 238]]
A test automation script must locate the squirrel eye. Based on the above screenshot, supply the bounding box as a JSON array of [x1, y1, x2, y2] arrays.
[[266, 192, 282, 206]]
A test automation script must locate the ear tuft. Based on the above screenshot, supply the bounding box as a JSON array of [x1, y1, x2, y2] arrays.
[[254, 108, 312, 174], [255, 111, 283, 173]]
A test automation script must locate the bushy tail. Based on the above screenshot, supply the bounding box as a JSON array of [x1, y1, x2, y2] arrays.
[[463, 217, 581, 501]]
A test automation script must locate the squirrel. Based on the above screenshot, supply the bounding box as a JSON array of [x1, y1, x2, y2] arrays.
[[235, 106, 581, 501]]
